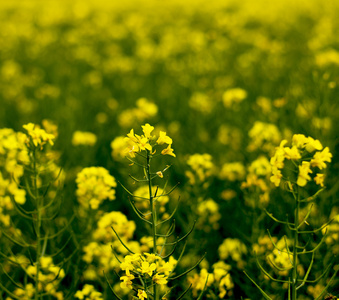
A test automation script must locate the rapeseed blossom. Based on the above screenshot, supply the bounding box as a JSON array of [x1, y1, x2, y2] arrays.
[[222, 88, 247, 107], [218, 238, 247, 269], [188, 268, 214, 296], [118, 99, 158, 128], [110, 136, 128, 160], [118, 252, 176, 296], [247, 121, 281, 153], [74, 284, 103, 300], [270, 134, 332, 188], [72, 131, 97, 146], [124, 124, 175, 158], [219, 162, 246, 181], [188, 263, 234, 298], [266, 238, 297, 276], [25, 256, 65, 299], [23, 122, 55, 149], [137, 289, 148, 300], [76, 167, 117, 209], [241, 156, 271, 206], [185, 153, 214, 185], [196, 199, 221, 232]]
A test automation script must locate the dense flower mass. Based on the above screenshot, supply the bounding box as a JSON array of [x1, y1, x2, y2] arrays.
[[76, 167, 117, 209], [0, 129, 28, 209], [1, 0, 339, 299], [75, 284, 103, 300], [270, 134, 332, 188], [119, 253, 176, 296], [188, 262, 234, 298], [124, 124, 175, 158], [185, 153, 214, 185]]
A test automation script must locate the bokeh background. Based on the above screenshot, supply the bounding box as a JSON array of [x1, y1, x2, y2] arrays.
[[1, 0, 339, 299]]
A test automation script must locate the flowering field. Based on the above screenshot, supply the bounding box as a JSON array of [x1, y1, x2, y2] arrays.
[[0, 0, 339, 299]]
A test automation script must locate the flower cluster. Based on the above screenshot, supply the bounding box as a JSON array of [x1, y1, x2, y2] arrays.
[[323, 208, 339, 254], [80, 211, 139, 284], [118, 98, 158, 128], [219, 162, 246, 182], [124, 124, 175, 158], [218, 238, 247, 269], [196, 199, 221, 232], [247, 121, 282, 153], [76, 167, 117, 209], [23, 122, 55, 149], [270, 134, 332, 188], [0, 128, 28, 231], [185, 153, 214, 186], [110, 136, 128, 160], [266, 238, 302, 277], [93, 211, 136, 245], [25, 256, 65, 299], [0, 128, 28, 223], [74, 284, 103, 300], [188, 261, 234, 298], [241, 156, 272, 207], [252, 235, 277, 256], [119, 253, 176, 298], [222, 88, 247, 108], [132, 185, 170, 217]]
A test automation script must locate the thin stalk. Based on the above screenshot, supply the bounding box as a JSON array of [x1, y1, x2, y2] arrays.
[[30, 148, 40, 300], [291, 187, 300, 300], [146, 151, 158, 300]]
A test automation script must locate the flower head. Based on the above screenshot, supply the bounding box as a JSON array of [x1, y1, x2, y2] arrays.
[[156, 131, 172, 145], [124, 124, 175, 158], [142, 123, 154, 139], [297, 161, 313, 187], [310, 147, 332, 169], [161, 144, 176, 157], [23, 123, 55, 149], [137, 289, 147, 300]]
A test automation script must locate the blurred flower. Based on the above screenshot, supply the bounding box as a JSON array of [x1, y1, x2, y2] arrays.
[[76, 167, 117, 209], [72, 131, 97, 146], [222, 88, 247, 107]]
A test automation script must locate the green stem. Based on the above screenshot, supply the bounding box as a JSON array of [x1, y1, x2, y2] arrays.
[[146, 151, 158, 300], [292, 187, 300, 300], [33, 148, 41, 300]]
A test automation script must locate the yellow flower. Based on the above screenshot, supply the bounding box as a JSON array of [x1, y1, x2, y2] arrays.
[[120, 270, 135, 289], [142, 123, 154, 139], [156, 171, 163, 178], [219, 273, 234, 298], [222, 88, 247, 107], [126, 129, 138, 143], [305, 137, 323, 152], [292, 134, 309, 148], [23, 123, 55, 148], [137, 136, 152, 152], [283, 146, 301, 160], [297, 161, 312, 187], [156, 131, 172, 145], [153, 273, 168, 285], [76, 167, 117, 210], [137, 289, 147, 300], [310, 147, 332, 169], [314, 173, 325, 187], [161, 144, 176, 157], [140, 261, 156, 276], [72, 131, 97, 146], [270, 167, 282, 187]]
